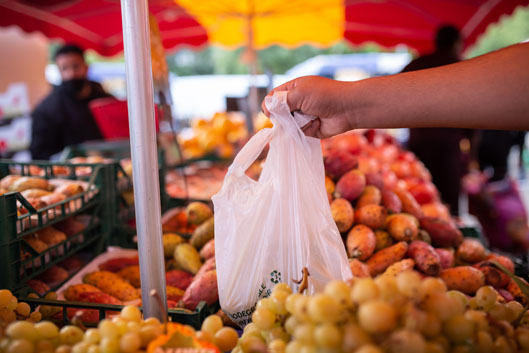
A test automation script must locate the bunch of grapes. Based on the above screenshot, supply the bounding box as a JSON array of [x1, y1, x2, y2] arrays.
[[233, 271, 529, 353], [0, 289, 42, 334], [195, 315, 239, 352]]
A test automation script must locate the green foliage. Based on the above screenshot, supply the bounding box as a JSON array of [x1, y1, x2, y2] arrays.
[[466, 5, 529, 58]]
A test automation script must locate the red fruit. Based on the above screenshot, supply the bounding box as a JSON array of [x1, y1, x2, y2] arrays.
[[473, 261, 510, 288], [407, 241, 442, 276], [99, 257, 139, 272], [365, 172, 384, 190], [381, 189, 402, 214], [329, 133, 367, 155], [357, 156, 380, 174], [390, 160, 412, 179], [435, 248, 455, 269], [485, 253, 515, 273], [409, 181, 439, 205], [398, 151, 416, 162], [26, 279, 50, 296], [382, 170, 398, 189], [410, 160, 432, 181], [497, 289, 514, 302], [422, 202, 451, 222], [37, 266, 68, 285], [335, 170, 366, 202], [373, 144, 399, 163], [419, 217, 463, 248], [324, 150, 358, 180], [165, 270, 194, 290]]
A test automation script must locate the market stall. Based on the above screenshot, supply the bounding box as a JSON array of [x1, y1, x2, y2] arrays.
[[0, 0, 528, 352]]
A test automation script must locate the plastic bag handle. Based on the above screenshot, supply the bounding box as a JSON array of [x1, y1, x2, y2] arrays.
[[228, 127, 274, 177]]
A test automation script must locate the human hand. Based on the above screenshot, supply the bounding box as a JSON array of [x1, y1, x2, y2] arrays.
[[262, 76, 356, 139]]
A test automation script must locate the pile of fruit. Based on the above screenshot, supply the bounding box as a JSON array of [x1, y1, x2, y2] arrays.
[[0, 287, 238, 353], [179, 112, 248, 160], [323, 131, 526, 302], [234, 272, 529, 353], [53, 202, 219, 323]]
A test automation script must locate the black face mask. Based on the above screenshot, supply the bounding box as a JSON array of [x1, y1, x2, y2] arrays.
[[61, 78, 87, 96]]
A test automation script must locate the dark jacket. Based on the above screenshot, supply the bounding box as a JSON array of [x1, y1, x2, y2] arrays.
[[30, 81, 110, 159]]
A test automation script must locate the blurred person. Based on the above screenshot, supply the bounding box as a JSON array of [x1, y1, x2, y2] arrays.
[[401, 25, 473, 215], [30, 44, 111, 159]]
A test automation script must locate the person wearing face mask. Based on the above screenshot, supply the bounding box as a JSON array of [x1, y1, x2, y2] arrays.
[[30, 44, 112, 159]]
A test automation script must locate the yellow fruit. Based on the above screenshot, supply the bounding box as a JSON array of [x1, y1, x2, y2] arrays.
[[173, 243, 202, 275], [162, 233, 185, 258]]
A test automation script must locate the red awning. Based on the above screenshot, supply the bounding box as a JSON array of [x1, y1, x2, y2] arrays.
[[0, 0, 208, 56], [345, 0, 529, 54]]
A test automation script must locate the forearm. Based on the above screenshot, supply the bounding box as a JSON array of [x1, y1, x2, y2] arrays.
[[351, 43, 529, 130]]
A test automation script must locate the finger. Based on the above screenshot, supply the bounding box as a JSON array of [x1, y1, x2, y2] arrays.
[[302, 118, 321, 138]]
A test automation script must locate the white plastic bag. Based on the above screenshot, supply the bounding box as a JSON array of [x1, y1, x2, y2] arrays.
[[212, 92, 352, 327]]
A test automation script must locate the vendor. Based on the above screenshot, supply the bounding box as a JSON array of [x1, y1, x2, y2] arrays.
[[30, 44, 111, 159]]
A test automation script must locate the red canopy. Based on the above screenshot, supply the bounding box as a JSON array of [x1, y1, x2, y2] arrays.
[[345, 0, 529, 54], [0, 0, 208, 56]]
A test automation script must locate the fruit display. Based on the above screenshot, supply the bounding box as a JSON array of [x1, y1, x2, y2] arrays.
[[178, 112, 248, 160], [51, 202, 219, 324], [0, 289, 237, 353], [231, 272, 529, 353], [321, 130, 524, 301]]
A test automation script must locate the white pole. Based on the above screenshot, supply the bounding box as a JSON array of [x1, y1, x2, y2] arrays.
[[119, 0, 167, 319]]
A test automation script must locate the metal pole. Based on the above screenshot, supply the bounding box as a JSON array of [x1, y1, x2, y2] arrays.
[[119, 0, 167, 319]]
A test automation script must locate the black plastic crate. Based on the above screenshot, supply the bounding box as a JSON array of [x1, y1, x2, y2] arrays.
[[19, 296, 209, 329], [0, 161, 114, 292]]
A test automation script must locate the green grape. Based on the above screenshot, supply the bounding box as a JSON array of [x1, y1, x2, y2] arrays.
[[285, 293, 301, 314], [386, 329, 426, 353], [35, 321, 59, 340], [314, 323, 341, 348], [72, 341, 91, 353], [464, 309, 489, 331], [358, 300, 396, 333], [6, 297, 17, 312], [424, 341, 444, 353], [34, 340, 54, 353], [285, 341, 303, 353], [396, 271, 421, 298], [273, 283, 292, 294], [299, 345, 316, 353], [196, 330, 213, 343], [83, 328, 101, 344], [243, 322, 258, 334], [240, 336, 266, 353], [139, 324, 162, 347], [28, 312, 42, 323], [446, 290, 468, 313], [98, 320, 118, 340], [87, 345, 101, 353], [201, 315, 223, 335], [475, 286, 498, 310], [423, 293, 456, 322], [15, 302, 31, 317], [120, 305, 142, 322], [270, 290, 289, 315], [488, 303, 511, 321], [252, 309, 276, 330], [515, 327, 529, 351], [6, 321, 37, 341], [351, 278, 379, 304], [374, 275, 398, 301], [355, 344, 383, 353], [284, 316, 298, 335], [143, 317, 161, 326], [55, 345, 73, 353], [214, 327, 239, 352], [268, 339, 287, 353], [451, 344, 473, 353], [419, 277, 447, 300], [44, 292, 57, 301], [443, 314, 474, 343], [119, 332, 141, 353], [307, 294, 339, 323], [256, 298, 273, 311], [292, 296, 311, 322], [0, 290, 13, 309], [420, 313, 441, 338], [6, 339, 34, 353], [126, 321, 140, 334], [59, 325, 84, 345], [494, 336, 514, 353], [324, 280, 351, 308], [506, 300, 524, 320], [341, 323, 372, 352], [475, 330, 493, 353], [100, 337, 120, 353], [293, 323, 315, 345]]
